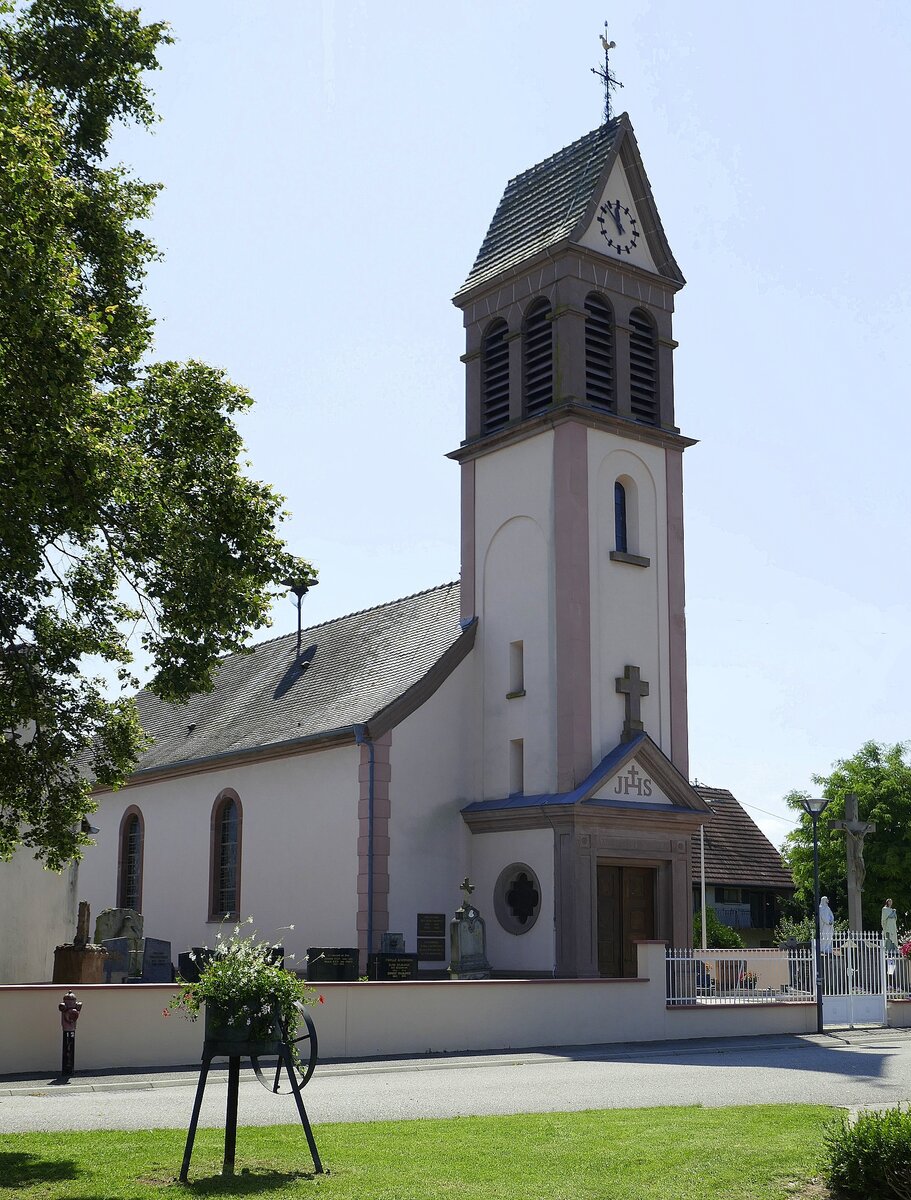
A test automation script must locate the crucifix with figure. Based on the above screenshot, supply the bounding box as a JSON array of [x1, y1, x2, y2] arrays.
[[616, 665, 649, 741], [830, 792, 876, 932]]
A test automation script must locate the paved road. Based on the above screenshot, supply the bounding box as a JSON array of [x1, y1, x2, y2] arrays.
[[2, 1029, 910, 1133]]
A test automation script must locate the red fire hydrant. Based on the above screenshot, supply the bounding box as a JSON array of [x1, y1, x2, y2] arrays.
[[58, 990, 82, 1077]]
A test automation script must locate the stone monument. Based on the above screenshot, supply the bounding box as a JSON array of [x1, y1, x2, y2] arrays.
[[449, 877, 491, 979], [52, 901, 108, 984], [830, 793, 876, 932]]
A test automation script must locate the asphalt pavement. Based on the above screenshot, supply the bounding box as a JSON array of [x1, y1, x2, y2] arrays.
[[1, 1028, 910, 1133]]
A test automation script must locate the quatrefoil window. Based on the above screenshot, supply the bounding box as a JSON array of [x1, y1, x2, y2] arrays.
[[494, 862, 542, 935]]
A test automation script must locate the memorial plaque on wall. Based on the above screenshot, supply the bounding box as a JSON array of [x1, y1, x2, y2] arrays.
[[367, 952, 418, 981], [417, 913, 446, 962], [307, 946, 359, 982]]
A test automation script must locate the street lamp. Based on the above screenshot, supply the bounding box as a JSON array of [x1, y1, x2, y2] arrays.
[[800, 796, 830, 1033]]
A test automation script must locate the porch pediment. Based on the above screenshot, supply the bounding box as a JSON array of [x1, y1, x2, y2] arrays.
[[461, 733, 708, 828]]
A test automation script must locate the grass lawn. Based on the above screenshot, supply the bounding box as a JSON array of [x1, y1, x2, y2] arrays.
[[1, 1105, 835, 1199]]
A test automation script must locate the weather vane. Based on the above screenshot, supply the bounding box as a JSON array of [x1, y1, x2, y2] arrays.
[[591, 21, 623, 124]]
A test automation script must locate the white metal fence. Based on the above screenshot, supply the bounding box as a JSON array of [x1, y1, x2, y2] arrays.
[[667, 937, 911, 1011]]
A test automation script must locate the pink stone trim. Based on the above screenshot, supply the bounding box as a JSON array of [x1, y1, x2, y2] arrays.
[[553, 421, 593, 791], [460, 460, 476, 622], [357, 731, 392, 966], [665, 449, 689, 776]]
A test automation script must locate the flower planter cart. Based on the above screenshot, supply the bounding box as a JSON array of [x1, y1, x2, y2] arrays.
[[179, 999, 323, 1181]]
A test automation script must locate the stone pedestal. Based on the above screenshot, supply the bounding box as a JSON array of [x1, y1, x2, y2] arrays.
[[449, 904, 491, 979], [52, 944, 108, 984]]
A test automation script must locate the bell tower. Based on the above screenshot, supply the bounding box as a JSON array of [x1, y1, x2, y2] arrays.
[[450, 111, 694, 800]]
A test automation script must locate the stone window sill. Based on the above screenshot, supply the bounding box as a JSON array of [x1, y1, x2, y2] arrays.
[[610, 551, 650, 568], [506, 689, 526, 700]]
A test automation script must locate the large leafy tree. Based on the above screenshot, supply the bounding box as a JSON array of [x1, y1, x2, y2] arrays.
[[782, 741, 911, 930], [0, 1, 312, 868]]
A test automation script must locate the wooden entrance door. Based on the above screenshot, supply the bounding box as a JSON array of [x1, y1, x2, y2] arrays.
[[597, 865, 656, 977]]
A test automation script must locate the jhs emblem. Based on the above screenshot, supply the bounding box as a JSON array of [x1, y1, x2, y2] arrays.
[[613, 764, 652, 797]]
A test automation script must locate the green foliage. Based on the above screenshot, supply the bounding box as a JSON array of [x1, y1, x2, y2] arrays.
[[825, 1105, 911, 1199], [168, 920, 317, 1047], [781, 741, 911, 931], [3, 1105, 833, 1198], [0, 2, 312, 868], [773, 912, 848, 944], [692, 907, 745, 949]]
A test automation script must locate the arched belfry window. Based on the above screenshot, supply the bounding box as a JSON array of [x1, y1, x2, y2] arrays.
[[117, 806, 144, 912], [481, 319, 510, 434], [585, 293, 615, 410], [210, 790, 242, 919], [628, 308, 659, 425], [614, 481, 628, 554], [522, 299, 553, 417]]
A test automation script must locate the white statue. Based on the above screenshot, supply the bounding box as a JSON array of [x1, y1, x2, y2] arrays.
[[882, 899, 898, 951], [818, 896, 835, 953]]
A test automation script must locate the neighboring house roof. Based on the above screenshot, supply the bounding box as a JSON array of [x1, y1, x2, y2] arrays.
[[692, 786, 794, 891], [126, 581, 474, 780]]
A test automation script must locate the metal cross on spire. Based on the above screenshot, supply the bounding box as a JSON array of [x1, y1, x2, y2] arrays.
[[591, 20, 623, 124]]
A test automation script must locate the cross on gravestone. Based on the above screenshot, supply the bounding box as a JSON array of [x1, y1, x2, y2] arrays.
[[616, 665, 649, 741], [830, 792, 876, 933], [459, 877, 475, 900]]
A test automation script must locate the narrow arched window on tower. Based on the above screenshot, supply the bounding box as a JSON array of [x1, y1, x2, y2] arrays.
[[210, 790, 242, 918], [523, 299, 553, 416], [117, 807, 144, 911], [585, 293, 615, 410], [481, 319, 510, 434], [628, 308, 659, 424], [614, 481, 628, 554]]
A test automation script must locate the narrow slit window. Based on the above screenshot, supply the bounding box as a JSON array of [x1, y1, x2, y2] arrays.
[[509, 739, 524, 796], [509, 640, 524, 695], [614, 481, 628, 554]]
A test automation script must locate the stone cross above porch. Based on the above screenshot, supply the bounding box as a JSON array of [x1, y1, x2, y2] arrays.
[[616, 665, 649, 741]]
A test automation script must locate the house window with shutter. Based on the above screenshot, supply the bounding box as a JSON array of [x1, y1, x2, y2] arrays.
[[522, 299, 553, 416], [585, 293, 615, 410], [481, 319, 510, 434], [629, 307, 659, 425]]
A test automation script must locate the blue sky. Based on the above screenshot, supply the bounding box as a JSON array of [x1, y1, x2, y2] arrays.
[[113, 1, 911, 848]]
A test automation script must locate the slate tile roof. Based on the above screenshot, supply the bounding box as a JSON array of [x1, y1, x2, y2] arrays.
[[131, 581, 466, 776], [692, 786, 794, 891], [456, 119, 621, 296]]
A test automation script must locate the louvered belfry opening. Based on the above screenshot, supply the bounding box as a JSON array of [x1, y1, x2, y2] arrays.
[[481, 318, 510, 434], [585, 292, 615, 410], [628, 308, 659, 424], [523, 299, 553, 417]]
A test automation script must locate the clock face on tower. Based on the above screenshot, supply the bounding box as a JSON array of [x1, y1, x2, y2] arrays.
[[597, 199, 641, 256]]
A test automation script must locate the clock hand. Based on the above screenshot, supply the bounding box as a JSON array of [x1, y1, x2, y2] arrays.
[[610, 200, 625, 234]]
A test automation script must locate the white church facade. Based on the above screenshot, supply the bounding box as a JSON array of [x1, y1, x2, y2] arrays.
[[77, 112, 712, 979]]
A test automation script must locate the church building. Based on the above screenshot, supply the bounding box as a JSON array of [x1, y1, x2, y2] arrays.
[[80, 108, 712, 979]]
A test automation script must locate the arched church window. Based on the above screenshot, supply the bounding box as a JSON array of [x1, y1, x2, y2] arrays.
[[614, 481, 628, 554], [584, 293, 615, 410], [117, 806, 144, 911], [210, 790, 242, 919], [494, 862, 542, 934], [628, 308, 658, 425], [522, 299, 553, 417], [481, 319, 510, 434]]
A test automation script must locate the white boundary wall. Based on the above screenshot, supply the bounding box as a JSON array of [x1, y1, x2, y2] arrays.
[[0, 944, 830, 1075]]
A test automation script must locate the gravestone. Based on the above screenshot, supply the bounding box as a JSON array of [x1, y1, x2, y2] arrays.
[[306, 946, 359, 982], [141, 938, 173, 983], [416, 913, 446, 961], [449, 878, 491, 979], [381, 932, 405, 952], [102, 937, 133, 983], [367, 952, 418, 980], [94, 907, 143, 945]]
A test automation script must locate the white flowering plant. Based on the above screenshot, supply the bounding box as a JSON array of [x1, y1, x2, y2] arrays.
[[167, 919, 320, 1045]]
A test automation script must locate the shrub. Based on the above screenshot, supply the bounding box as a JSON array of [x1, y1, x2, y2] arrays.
[[825, 1106, 911, 1198], [692, 908, 744, 949]]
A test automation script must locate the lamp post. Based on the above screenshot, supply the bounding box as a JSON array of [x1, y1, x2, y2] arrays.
[[800, 796, 830, 1034]]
